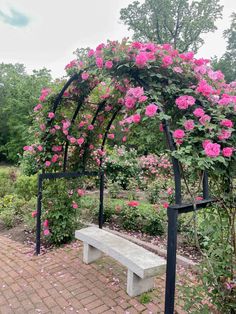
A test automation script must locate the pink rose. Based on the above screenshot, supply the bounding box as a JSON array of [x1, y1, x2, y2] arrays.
[[184, 120, 195, 131], [127, 201, 139, 207], [145, 103, 158, 117], [132, 114, 141, 124], [218, 129, 232, 141], [31, 211, 37, 218], [48, 112, 55, 119], [88, 125, 94, 131], [135, 52, 148, 68], [122, 136, 127, 142], [51, 154, 59, 163], [108, 134, 115, 139], [202, 140, 212, 149], [204, 142, 220, 158], [162, 55, 173, 67], [77, 138, 84, 145], [40, 124, 46, 131], [43, 229, 50, 236], [176, 96, 196, 110], [45, 161, 51, 167], [37, 145, 43, 152], [72, 202, 78, 209], [88, 49, 95, 57], [96, 58, 103, 69], [105, 61, 113, 69], [125, 97, 136, 109], [173, 129, 185, 139], [199, 114, 211, 125], [220, 119, 233, 128], [222, 147, 234, 157], [77, 189, 85, 197], [81, 72, 89, 80], [34, 104, 42, 112], [193, 108, 205, 117], [43, 220, 49, 227]]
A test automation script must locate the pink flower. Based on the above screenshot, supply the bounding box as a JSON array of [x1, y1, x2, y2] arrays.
[[127, 87, 144, 99], [88, 125, 94, 131], [45, 161, 51, 167], [222, 147, 234, 157], [23, 145, 33, 151], [193, 108, 205, 117], [108, 133, 115, 139], [162, 55, 173, 67], [81, 72, 89, 80], [173, 67, 183, 73], [96, 58, 103, 69], [196, 80, 214, 97], [88, 49, 95, 57], [220, 119, 233, 128], [105, 61, 113, 69], [163, 202, 169, 209], [132, 114, 141, 124], [218, 129, 232, 141], [184, 120, 195, 131], [43, 220, 49, 227], [77, 189, 85, 197], [145, 103, 158, 117], [204, 142, 220, 158], [127, 201, 139, 207], [176, 96, 196, 110], [31, 211, 37, 218], [202, 139, 212, 149], [34, 104, 43, 112], [167, 188, 173, 195], [122, 136, 127, 142], [135, 52, 148, 68], [173, 129, 185, 139], [48, 112, 55, 119], [72, 202, 78, 209], [43, 229, 50, 236], [77, 138, 84, 145], [40, 124, 46, 131], [196, 196, 203, 201], [51, 154, 59, 163], [37, 145, 43, 152], [52, 145, 62, 152], [179, 51, 194, 61], [159, 123, 164, 132], [125, 97, 136, 109], [199, 114, 211, 125]]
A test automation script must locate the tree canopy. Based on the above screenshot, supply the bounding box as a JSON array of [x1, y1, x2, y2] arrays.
[[120, 0, 223, 52], [0, 63, 51, 163]]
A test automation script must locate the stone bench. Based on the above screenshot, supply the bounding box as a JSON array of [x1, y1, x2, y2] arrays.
[[75, 227, 166, 297]]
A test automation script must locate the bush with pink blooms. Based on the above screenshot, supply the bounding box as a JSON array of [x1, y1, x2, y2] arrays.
[[23, 39, 236, 311]]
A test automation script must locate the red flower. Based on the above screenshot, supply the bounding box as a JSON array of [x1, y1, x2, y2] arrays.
[[127, 201, 139, 207]]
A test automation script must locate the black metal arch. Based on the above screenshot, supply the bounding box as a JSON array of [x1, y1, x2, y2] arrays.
[[36, 70, 213, 314]]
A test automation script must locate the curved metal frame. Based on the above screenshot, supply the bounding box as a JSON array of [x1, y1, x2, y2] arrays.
[[36, 71, 213, 314]]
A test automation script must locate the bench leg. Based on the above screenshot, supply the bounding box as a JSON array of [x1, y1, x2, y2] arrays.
[[83, 243, 103, 264], [127, 270, 155, 297]]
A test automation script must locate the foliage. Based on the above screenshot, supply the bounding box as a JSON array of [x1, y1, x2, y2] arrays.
[[0, 167, 16, 197], [105, 146, 140, 189], [0, 63, 51, 163], [42, 179, 85, 245], [107, 179, 121, 198], [0, 194, 26, 228], [139, 293, 152, 304], [212, 13, 236, 82], [180, 205, 236, 313], [120, 0, 223, 52], [120, 202, 165, 236], [15, 174, 38, 201]]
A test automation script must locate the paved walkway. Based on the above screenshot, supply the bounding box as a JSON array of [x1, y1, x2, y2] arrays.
[[0, 235, 185, 314]]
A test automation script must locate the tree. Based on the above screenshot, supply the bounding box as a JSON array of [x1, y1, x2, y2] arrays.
[[0, 63, 52, 163], [120, 0, 223, 52], [212, 13, 236, 82]]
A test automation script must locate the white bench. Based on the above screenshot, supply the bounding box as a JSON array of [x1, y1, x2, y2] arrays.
[[75, 227, 166, 297]]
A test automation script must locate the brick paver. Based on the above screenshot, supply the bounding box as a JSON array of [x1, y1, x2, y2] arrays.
[[0, 235, 186, 313]]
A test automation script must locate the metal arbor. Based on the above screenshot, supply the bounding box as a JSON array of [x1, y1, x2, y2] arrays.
[[35, 72, 213, 314]]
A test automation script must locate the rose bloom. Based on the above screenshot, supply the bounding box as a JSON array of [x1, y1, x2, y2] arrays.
[[77, 189, 85, 197], [77, 138, 84, 145], [105, 61, 113, 69], [127, 201, 139, 207], [135, 52, 148, 67], [162, 55, 173, 67], [202, 139, 212, 149], [43, 229, 50, 236], [184, 120, 195, 130], [218, 129, 232, 141], [220, 119, 233, 128], [193, 108, 205, 117], [173, 129, 185, 139], [199, 114, 211, 125], [145, 103, 158, 117], [96, 57, 103, 68], [176, 95, 196, 110], [132, 114, 141, 124], [81, 72, 89, 80], [45, 161, 51, 167], [72, 202, 78, 209], [88, 125, 94, 131], [31, 211, 37, 218], [48, 112, 55, 119], [204, 142, 220, 158], [108, 133, 115, 139], [51, 154, 59, 163], [222, 147, 234, 157]]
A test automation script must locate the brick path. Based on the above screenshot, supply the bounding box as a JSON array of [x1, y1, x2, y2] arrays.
[[0, 235, 186, 314]]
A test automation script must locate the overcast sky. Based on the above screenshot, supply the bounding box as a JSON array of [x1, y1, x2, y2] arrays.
[[0, 0, 235, 78]]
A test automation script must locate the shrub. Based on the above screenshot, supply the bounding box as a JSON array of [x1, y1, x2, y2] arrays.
[[0, 194, 26, 228], [15, 175, 38, 201], [0, 168, 16, 197]]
